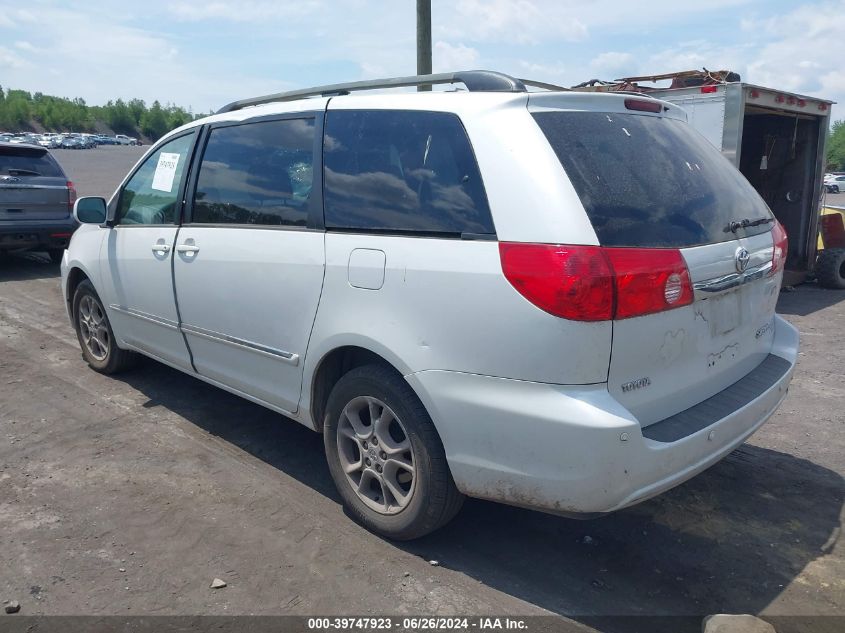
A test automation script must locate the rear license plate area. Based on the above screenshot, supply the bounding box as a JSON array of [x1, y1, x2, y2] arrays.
[[709, 290, 741, 336]]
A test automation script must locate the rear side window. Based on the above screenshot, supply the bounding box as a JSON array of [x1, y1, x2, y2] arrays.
[[0, 147, 63, 177], [323, 110, 494, 236], [532, 111, 773, 247], [192, 118, 315, 227]]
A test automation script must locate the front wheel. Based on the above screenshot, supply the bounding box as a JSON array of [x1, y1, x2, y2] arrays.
[[72, 279, 138, 373], [323, 364, 464, 540]]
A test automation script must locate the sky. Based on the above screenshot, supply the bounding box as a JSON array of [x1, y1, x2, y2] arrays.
[[1, 0, 844, 117]]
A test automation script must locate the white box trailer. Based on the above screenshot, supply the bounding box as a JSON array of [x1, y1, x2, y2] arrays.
[[644, 81, 833, 286]]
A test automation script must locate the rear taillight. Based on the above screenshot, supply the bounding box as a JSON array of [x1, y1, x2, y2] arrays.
[[603, 248, 694, 319], [498, 243, 614, 321], [499, 243, 693, 322], [770, 220, 788, 276], [67, 181, 77, 211]]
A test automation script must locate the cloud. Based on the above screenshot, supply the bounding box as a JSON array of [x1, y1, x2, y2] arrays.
[[590, 52, 636, 79], [440, 0, 587, 44], [0, 46, 30, 70], [743, 2, 843, 96], [167, 0, 323, 22], [433, 41, 480, 72], [517, 61, 568, 85], [1, 0, 844, 119]]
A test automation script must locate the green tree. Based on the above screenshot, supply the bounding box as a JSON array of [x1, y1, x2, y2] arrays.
[[0, 85, 193, 136], [140, 100, 169, 140], [826, 120, 845, 171], [106, 99, 136, 134], [127, 98, 146, 126]]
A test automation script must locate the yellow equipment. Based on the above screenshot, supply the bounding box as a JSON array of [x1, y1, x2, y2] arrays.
[[817, 206, 845, 288]]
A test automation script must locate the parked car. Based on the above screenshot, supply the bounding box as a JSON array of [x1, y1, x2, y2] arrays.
[[60, 136, 83, 149], [114, 134, 139, 146], [37, 135, 61, 149], [75, 134, 97, 149], [61, 71, 798, 540], [824, 174, 845, 193], [1, 141, 77, 263]]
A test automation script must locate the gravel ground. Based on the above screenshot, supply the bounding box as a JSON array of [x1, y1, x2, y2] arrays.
[[0, 149, 842, 632], [53, 145, 147, 198]]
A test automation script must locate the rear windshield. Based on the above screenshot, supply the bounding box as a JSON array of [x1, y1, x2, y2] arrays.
[[532, 111, 773, 247], [0, 147, 63, 177]]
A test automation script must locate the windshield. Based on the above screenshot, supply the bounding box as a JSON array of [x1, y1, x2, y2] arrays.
[[532, 111, 773, 247]]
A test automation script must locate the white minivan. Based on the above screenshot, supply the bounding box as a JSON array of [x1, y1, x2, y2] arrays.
[[61, 71, 798, 540]]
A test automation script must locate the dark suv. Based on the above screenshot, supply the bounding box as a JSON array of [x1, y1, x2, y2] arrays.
[[1, 142, 77, 263]]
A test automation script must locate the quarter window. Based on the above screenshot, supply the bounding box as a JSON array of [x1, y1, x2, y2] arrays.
[[323, 110, 494, 235], [191, 118, 316, 227], [115, 132, 195, 225]]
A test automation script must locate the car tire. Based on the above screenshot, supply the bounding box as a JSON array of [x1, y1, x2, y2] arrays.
[[833, 185, 840, 194], [47, 249, 63, 265], [72, 279, 138, 373], [323, 363, 464, 540], [816, 248, 845, 289]]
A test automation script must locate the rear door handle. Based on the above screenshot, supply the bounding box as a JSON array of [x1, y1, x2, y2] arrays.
[[151, 243, 171, 253], [176, 244, 200, 254]]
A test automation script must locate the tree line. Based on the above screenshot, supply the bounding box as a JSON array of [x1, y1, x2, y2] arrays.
[[827, 120, 845, 171], [0, 86, 205, 141]]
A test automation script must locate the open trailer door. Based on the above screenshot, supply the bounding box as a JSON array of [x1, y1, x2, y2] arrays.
[[734, 85, 831, 286]]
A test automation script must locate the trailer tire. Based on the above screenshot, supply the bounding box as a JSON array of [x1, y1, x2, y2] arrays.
[[816, 248, 845, 289]]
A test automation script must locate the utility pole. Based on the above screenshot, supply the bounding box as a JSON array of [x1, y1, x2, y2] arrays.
[[416, 0, 432, 90]]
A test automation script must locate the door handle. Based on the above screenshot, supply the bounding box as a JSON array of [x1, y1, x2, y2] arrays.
[[176, 244, 200, 254], [151, 243, 171, 253]]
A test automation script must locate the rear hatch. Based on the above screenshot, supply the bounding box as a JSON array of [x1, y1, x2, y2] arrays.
[[530, 99, 785, 426], [0, 144, 71, 221]]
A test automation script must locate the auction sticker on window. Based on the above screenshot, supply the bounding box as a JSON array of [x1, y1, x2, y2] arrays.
[[151, 152, 181, 192]]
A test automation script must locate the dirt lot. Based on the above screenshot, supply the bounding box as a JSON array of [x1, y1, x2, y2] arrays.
[[0, 148, 842, 632]]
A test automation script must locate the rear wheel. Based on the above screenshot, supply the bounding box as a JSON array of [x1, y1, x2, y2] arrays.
[[323, 364, 463, 540], [72, 279, 138, 373], [816, 248, 845, 289]]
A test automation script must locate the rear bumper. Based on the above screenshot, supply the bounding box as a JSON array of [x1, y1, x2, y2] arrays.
[[0, 217, 78, 251], [406, 315, 799, 515]]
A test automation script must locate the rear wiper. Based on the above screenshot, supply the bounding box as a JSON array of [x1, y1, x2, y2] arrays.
[[725, 217, 774, 233]]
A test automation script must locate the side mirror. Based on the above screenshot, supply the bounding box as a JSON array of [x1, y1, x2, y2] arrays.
[[74, 197, 108, 224]]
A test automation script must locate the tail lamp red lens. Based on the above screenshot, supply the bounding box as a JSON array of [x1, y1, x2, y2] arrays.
[[67, 181, 77, 211], [498, 244, 614, 321], [499, 243, 693, 322], [770, 220, 788, 276], [603, 248, 693, 319], [624, 99, 662, 113]]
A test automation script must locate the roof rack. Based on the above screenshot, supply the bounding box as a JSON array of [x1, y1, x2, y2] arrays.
[[519, 78, 571, 92], [217, 70, 529, 114]]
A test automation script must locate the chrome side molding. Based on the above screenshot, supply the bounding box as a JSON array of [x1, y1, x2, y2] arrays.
[[180, 323, 299, 366], [108, 305, 179, 330]]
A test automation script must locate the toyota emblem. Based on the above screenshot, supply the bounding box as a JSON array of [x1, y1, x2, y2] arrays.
[[735, 247, 751, 273]]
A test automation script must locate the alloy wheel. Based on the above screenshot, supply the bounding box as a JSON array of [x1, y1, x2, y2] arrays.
[[336, 396, 416, 515], [78, 294, 110, 361]]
